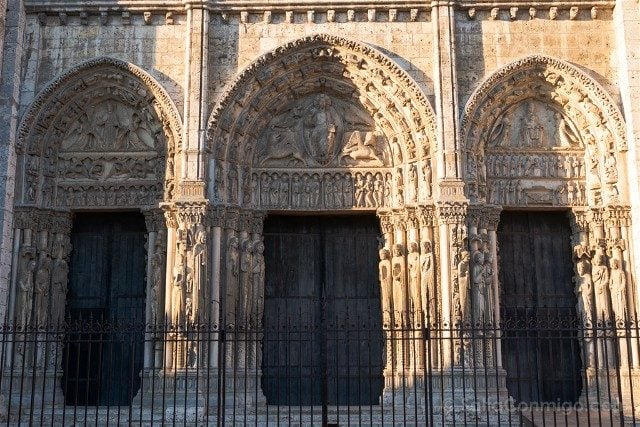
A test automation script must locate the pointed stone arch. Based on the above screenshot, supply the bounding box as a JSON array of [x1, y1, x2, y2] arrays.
[[461, 55, 627, 208], [206, 33, 437, 210], [16, 57, 182, 209]]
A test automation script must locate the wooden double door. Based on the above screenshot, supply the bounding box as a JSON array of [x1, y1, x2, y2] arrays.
[[262, 215, 384, 406], [63, 213, 147, 406], [498, 211, 582, 404]]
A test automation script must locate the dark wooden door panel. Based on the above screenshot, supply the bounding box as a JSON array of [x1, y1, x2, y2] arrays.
[[262, 215, 384, 406], [64, 212, 146, 406], [498, 211, 581, 404]]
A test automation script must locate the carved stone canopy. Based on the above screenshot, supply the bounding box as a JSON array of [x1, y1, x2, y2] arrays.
[[16, 57, 183, 210], [207, 34, 437, 168]]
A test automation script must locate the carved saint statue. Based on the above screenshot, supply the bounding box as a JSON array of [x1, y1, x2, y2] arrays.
[[455, 250, 470, 321], [592, 252, 612, 321], [17, 251, 36, 327], [422, 161, 432, 199], [172, 255, 186, 326], [420, 241, 435, 322], [471, 250, 488, 324], [391, 244, 407, 324], [226, 236, 240, 327], [379, 248, 393, 327], [51, 258, 69, 326], [239, 238, 252, 327], [150, 251, 164, 324], [609, 258, 628, 321], [407, 241, 422, 325], [575, 258, 594, 322], [252, 240, 265, 327], [34, 252, 52, 326]]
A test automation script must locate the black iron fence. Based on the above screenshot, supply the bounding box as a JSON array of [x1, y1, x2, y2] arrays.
[[0, 312, 639, 425]]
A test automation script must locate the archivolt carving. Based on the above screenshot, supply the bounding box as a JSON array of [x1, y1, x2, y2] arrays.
[[16, 57, 182, 209], [207, 34, 437, 210], [462, 55, 627, 208]]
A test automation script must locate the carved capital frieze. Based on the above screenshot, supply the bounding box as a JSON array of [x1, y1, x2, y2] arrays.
[[142, 208, 165, 232], [417, 206, 435, 227], [436, 202, 468, 225], [249, 212, 266, 234], [210, 206, 226, 228], [175, 201, 209, 228], [603, 205, 632, 228], [480, 206, 502, 230], [587, 207, 605, 226], [13, 208, 72, 234], [377, 211, 394, 234], [569, 208, 590, 234], [224, 207, 240, 230]]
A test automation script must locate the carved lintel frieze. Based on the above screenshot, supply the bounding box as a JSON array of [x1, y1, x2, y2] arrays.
[[13, 208, 72, 234]]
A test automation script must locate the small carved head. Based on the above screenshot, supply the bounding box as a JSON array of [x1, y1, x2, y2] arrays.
[[409, 241, 419, 253], [610, 258, 621, 270], [549, 7, 558, 20], [393, 243, 404, 257], [379, 248, 390, 260], [569, 7, 579, 20], [143, 12, 152, 24], [421, 240, 432, 253], [467, 8, 476, 20], [529, 8, 536, 19], [490, 8, 499, 20]]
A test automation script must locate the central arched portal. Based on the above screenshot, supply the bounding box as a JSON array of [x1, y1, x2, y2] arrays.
[[206, 34, 438, 404]]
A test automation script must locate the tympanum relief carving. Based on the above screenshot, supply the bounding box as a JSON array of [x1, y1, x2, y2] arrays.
[[477, 100, 593, 207], [17, 62, 178, 210]]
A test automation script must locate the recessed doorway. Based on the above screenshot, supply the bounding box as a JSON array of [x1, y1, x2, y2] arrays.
[[498, 211, 582, 404], [62, 212, 146, 406], [261, 215, 384, 406]]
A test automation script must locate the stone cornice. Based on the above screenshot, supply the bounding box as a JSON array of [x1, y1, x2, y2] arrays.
[[24, 0, 613, 13]]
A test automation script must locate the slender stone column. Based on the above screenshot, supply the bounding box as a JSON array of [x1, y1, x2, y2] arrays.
[[208, 207, 225, 369]]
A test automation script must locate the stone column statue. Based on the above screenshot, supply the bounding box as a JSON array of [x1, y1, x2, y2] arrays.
[[455, 250, 470, 322], [34, 252, 52, 326], [251, 239, 265, 328], [471, 250, 488, 324], [379, 248, 392, 327], [592, 251, 612, 321], [51, 258, 69, 327], [226, 235, 240, 327], [171, 254, 186, 326], [407, 241, 422, 326], [575, 258, 593, 322], [420, 240, 435, 323], [17, 251, 36, 327], [391, 244, 407, 325], [609, 258, 627, 321], [239, 238, 252, 328]]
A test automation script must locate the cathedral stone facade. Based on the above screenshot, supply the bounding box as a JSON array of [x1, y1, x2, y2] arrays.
[[2, 0, 640, 423]]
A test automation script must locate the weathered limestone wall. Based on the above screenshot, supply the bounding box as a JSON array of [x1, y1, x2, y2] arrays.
[[455, 7, 618, 108], [19, 12, 187, 116], [0, 1, 26, 321], [208, 10, 435, 106]]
